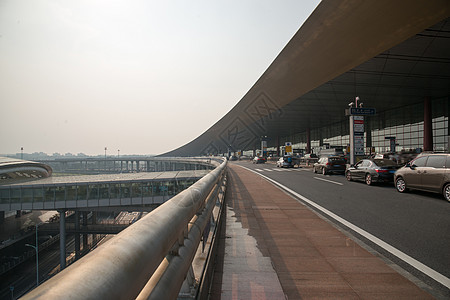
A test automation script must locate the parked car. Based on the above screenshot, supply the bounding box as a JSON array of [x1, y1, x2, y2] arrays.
[[394, 153, 450, 201], [277, 156, 294, 168], [346, 158, 399, 185], [313, 156, 346, 175], [302, 153, 318, 165], [252, 156, 266, 164]]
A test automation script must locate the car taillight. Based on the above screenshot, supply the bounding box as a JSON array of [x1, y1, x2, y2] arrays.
[[376, 169, 388, 173], [326, 162, 331, 165]]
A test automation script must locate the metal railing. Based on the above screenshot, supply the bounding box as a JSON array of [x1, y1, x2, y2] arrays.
[[21, 158, 227, 300]]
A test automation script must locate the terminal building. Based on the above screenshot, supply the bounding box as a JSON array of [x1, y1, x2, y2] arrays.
[[160, 1, 450, 159]]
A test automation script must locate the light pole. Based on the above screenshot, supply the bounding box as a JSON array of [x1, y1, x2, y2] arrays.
[[117, 149, 120, 158], [21, 147, 23, 160], [25, 224, 39, 287], [104, 147, 107, 170]]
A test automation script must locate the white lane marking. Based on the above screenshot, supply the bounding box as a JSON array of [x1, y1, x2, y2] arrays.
[[274, 169, 284, 172], [238, 165, 450, 289], [313, 176, 343, 186], [263, 168, 273, 172], [255, 169, 263, 172]]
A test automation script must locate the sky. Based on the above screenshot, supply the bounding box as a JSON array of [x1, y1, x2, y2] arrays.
[[0, 0, 321, 156]]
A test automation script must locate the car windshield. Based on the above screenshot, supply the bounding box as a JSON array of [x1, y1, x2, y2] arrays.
[[329, 157, 344, 163], [373, 159, 397, 166]]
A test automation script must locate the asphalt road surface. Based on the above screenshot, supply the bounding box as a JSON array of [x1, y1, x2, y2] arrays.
[[234, 160, 450, 296]]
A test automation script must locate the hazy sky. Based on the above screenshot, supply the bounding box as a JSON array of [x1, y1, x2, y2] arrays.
[[1, 0, 320, 156]]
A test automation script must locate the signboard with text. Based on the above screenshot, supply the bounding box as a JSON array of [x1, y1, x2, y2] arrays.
[[350, 107, 376, 115], [261, 140, 267, 156], [353, 116, 364, 155]]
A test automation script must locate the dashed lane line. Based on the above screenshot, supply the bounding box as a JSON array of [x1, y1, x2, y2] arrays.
[[313, 176, 344, 186]]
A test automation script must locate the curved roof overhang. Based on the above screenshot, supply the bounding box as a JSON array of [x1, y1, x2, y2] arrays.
[[160, 0, 450, 156], [0, 157, 53, 182]]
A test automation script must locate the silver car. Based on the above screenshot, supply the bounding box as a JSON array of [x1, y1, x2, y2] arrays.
[[394, 153, 450, 202], [277, 156, 294, 168]]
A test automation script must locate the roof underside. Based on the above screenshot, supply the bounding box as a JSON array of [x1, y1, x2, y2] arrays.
[[161, 0, 450, 156]]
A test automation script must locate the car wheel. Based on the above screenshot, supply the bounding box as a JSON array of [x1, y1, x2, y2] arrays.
[[322, 167, 327, 175], [365, 174, 372, 185], [346, 171, 352, 181], [395, 177, 407, 193], [443, 183, 450, 202]]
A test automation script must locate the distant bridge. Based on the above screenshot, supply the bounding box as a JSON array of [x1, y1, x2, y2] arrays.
[[36, 157, 214, 174]]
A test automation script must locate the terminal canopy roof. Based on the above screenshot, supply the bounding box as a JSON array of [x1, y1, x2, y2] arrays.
[[161, 0, 450, 156]]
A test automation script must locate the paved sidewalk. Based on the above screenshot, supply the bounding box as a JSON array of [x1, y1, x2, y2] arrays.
[[212, 164, 434, 299]]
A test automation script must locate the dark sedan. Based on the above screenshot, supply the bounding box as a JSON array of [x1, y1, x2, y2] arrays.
[[346, 158, 399, 185], [313, 156, 346, 175]]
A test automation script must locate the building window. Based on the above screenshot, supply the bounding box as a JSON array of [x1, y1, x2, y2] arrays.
[[55, 186, 65, 201], [0, 189, 10, 204], [99, 184, 109, 199], [44, 187, 55, 202], [88, 185, 98, 200], [66, 185, 77, 201], [22, 188, 33, 203], [33, 187, 43, 202], [110, 184, 120, 199], [77, 185, 87, 200], [131, 183, 142, 199], [120, 183, 131, 199]]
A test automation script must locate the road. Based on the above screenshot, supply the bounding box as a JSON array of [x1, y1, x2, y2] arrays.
[[234, 160, 450, 295]]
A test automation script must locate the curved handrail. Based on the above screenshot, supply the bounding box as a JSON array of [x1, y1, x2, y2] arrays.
[[21, 158, 227, 300]]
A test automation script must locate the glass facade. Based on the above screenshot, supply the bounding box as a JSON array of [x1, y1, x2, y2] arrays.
[[0, 179, 200, 206], [282, 98, 449, 156]]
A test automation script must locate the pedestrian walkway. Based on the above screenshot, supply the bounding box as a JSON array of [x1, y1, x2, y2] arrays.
[[212, 164, 433, 299]]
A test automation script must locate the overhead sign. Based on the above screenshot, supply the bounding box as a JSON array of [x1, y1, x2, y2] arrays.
[[350, 107, 376, 115]]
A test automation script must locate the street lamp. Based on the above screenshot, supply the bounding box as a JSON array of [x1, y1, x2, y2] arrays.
[[25, 224, 39, 287], [104, 147, 108, 170], [21, 147, 23, 160], [117, 149, 120, 158]]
